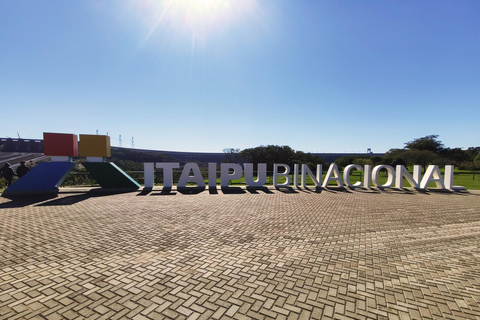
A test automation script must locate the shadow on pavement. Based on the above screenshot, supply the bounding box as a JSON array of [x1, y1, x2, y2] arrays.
[[275, 187, 298, 194], [177, 187, 205, 195], [149, 187, 177, 196], [36, 193, 97, 206], [0, 194, 58, 208], [0, 188, 143, 208], [2, 187, 472, 208], [295, 186, 322, 193], [221, 187, 246, 194], [246, 187, 274, 194], [137, 188, 152, 196], [36, 189, 137, 206]]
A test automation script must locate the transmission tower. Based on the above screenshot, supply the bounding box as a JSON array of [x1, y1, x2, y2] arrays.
[[119, 135, 122, 147], [131, 137, 134, 149]]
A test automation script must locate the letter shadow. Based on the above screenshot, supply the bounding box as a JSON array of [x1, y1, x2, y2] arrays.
[[221, 187, 246, 194], [349, 187, 381, 194], [137, 188, 152, 196], [422, 188, 458, 194], [246, 187, 274, 194], [390, 187, 417, 195], [296, 186, 322, 193], [177, 187, 205, 195], [275, 187, 298, 194], [370, 187, 423, 195], [320, 186, 348, 194], [150, 187, 177, 196], [455, 190, 477, 196]]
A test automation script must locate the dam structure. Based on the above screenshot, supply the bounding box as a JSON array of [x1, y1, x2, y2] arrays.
[[0, 137, 383, 164]]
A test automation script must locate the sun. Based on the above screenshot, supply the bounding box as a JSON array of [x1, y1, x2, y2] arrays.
[[168, 0, 233, 36], [128, 0, 261, 48]]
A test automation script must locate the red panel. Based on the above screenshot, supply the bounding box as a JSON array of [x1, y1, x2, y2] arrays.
[[43, 132, 78, 156]]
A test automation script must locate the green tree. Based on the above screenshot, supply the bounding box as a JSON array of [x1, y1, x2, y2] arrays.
[[353, 158, 372, 167], [293, 151, 325, 168], [401, 150, 438, 169], [240, 145, 296, 171], [382, 149, 407, 166], [240, 145, 324, 171], [466, 147, 480, 161], [439, 148, 469, 165], [383, 135, 447, 172], [334, 155, 372, 169], [404, 135, 444, 153], [461, 152, 480, 180], [369, 156, 383, 165], [222, 148, 241, 163], [333, 155, 357, 169]]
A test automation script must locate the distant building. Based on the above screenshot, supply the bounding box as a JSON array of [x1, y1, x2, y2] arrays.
[[0, 138, 43, 153]]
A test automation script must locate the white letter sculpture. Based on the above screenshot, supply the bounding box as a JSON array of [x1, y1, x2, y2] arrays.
[[156, 162, 180, 188], [363, 165, 372, 188], [301, 164, 322, 187], [372, 165, 395, 188], [273, 164, 291, 187], [322, 164, 344, 188], [343, 164, 363, 188], [395, 165, 421, 188], [444, 165, 465, 190], [177, 163, 206, 188], [144, 162, 154, 188], [220, 163, 243, 187], [244, 163, 267, 187], [420, 165, 445, 189], [208, 163, 217, 188]]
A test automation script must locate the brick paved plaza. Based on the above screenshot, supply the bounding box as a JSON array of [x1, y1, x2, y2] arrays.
[[1, 188, 480, 320]]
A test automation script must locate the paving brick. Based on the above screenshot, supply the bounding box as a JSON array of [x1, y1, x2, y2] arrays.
[[0, 188, 479, 319]]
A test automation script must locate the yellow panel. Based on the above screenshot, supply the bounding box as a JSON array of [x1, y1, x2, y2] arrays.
[[79, 135, 111, 157]]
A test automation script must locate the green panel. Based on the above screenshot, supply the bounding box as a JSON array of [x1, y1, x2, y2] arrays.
[[83, 162, 141, 189]]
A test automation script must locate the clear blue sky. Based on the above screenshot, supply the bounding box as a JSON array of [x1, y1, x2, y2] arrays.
[[1, 0, 479, 153]]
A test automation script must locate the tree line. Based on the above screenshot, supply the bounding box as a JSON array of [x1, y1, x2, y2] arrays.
[[237, 135, 480, 176]]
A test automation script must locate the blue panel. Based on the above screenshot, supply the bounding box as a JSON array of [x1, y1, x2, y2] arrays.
[[2, 162, 74, 196]]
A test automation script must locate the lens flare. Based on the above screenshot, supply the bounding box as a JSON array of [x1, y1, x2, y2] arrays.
[[128, 0, 262, 49]]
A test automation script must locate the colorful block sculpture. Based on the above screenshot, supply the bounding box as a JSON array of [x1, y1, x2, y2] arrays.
[[2, 162, 74, 196], [43, 132, 78, 156], [82, 162, 141, 189], [2, 132, 79, 196], [2, 132, 140, 197], [79, 134, 139, 189], [79, 134, 111, 157]]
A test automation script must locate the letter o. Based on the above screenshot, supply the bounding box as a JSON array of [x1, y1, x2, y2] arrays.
[[372, 165, 395, 188]]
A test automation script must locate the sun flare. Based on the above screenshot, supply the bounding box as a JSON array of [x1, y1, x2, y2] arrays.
[[128, 0, 261, 48]]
